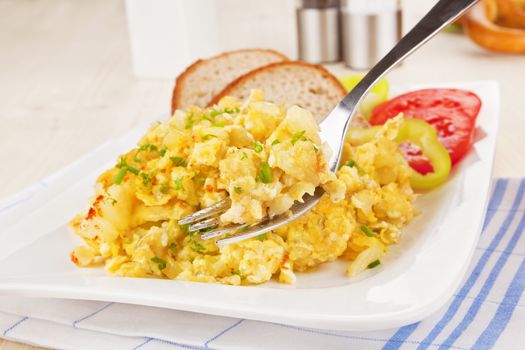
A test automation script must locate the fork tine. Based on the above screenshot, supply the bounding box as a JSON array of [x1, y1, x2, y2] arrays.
[[215, 225, 272, 247], [188, 217, 220, 232], [200, 224, 246, 240], [178, 198, 231, 225]]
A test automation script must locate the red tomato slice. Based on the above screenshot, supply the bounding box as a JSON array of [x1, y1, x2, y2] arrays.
[[398, 142, 434, 175], [371, 89, 481, 123], [370, 89, 481, 165]]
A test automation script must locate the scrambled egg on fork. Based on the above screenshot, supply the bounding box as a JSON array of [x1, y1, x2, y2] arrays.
[[70, 90, 415, 285]]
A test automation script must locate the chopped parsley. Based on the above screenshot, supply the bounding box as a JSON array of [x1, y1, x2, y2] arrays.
[[106, 196, 118, 206], [255, 233, 266, 241], [139, 143, 158, 152], [231, 270, 247, 280], [345, 159, 356, 168], [224, 107, 240, 114], [257, 162, 273, 183], [169, 243, 177, 252], [174, 177, 185, 191], [191, 240, 206, 253], [185, 113, 194, 129], [160, 184, 169, 194], [214, 121, 225, 127], [113, 158, 141, 184], [203, 134, 217, 140], [238, 224, 250, 232], [234, 187, 243, 194], [180, 224, 190, 235], [367, 260, 381, 269], [159, 147, 167, 157], [140, 172, 152, 186], [241, 151, 248, 160], [271, 139, 281, 146], [360, 225, 376, 237], [127, 165, 140, 175], [210, 109, 222, 117], [313, 145, 319, 153], [151, 257, 166, 270], [291, 130, 306, 145], [253, 141, 263, 153], [170, 156, 187, 167], [113, 167, 128, 184]]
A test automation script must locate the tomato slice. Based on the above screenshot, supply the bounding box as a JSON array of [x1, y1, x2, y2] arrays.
[[370, 89, 481, 165], [398, 142, 434, 175], [371, 89, 481, 123]]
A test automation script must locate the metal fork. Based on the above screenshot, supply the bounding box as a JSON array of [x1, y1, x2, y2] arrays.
[[179, 0, 479, 246]]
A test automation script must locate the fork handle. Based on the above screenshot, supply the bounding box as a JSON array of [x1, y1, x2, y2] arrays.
[[320, 0, 479, 169]]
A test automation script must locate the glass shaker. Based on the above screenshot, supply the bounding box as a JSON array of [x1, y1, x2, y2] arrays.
[[341, 0, 402, 70]]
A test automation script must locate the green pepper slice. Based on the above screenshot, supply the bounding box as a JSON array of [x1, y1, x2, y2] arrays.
[[346, 119, 451, 190]]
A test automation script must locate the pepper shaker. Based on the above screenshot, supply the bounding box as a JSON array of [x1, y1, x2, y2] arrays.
[[296, 0, 341, 63], [341, 0, 402, 70]]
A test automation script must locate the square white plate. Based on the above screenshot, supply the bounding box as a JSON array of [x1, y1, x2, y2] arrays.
[[0, 81, 499, 331]]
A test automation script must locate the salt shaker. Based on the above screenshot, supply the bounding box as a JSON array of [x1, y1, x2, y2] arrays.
[[296, 0, 341, 63], [341, 0, 402, 70]]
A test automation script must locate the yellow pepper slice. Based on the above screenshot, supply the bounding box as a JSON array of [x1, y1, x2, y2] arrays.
[[338, 75, 389, 119], [347, 119, 451, 190]]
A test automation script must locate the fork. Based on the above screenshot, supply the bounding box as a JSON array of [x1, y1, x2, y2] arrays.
[[178, 0, 480, 246]]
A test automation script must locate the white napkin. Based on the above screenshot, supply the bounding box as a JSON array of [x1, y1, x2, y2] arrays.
[[1, 178, 524, 350]]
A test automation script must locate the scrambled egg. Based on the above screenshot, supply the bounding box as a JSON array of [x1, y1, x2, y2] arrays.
[[70, 91, 415, 285]]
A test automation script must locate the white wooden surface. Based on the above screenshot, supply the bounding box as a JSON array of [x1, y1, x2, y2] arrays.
[[0, 0, 524, 348]]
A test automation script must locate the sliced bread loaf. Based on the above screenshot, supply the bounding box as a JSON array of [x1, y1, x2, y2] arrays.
[[171, 49, 288, 113], [209, 61, 346, 123]]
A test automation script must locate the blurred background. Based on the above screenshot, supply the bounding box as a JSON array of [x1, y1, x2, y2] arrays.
[[0, 0, 523, 199]]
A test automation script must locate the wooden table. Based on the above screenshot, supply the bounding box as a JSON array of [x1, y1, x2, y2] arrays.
[[1, 0, 524, 348]]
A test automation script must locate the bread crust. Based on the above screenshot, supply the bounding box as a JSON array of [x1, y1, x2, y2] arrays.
[[171, 48, 288, 113], [208, 60, 346, 107]]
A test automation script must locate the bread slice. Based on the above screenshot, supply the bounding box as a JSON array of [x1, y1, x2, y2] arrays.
[[171, 49, 288, 113], [210, 61, 346, 123]]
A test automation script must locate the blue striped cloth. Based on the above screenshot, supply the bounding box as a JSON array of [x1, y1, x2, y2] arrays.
[[0, 178, 524, 350]]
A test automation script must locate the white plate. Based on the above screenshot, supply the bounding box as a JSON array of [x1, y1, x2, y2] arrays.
[[0, 81, 499, 331]]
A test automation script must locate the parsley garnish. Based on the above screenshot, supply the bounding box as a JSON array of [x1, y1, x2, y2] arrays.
[[127, 165, 140, 175], [346, 159, 356, 168], [170, 156, 187, 167], [210, 109, 222, 118], [139, 143, 158, 152], [140, 172, 152, 186], [159, 147, 167, 157], [160, 184, 169, 194], [191, 240, 206, 253], [231, 270, 247, 280], [113, 167, 128, 184], [367, 260, 381, 269], [185, 113, 194, 129], [241, 151, 248, 160], [257, 162, 272, 183], [255, 233, 266, 241], [291, 130, 306, 145], [174, 177, 184, 191], [313, 145, 319, 153], [253, 141, 263, 153], [360, 225, 376, 237], [234, 187, 243, 194], [214, 121, 225, 127], [180, 224, 190, 235], [151, 257, 166, 270], [169, 243, 177, 252], [224, 107, 240, 114], [203, 134, 217, 140], [238, 224, 250, 232], [271, 139, 281, 146]]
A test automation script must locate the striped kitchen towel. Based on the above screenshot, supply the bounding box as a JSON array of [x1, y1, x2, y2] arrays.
[[0, 178, 523, 349]]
